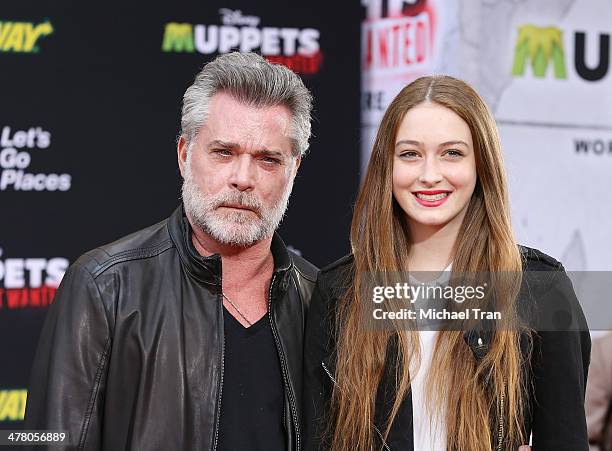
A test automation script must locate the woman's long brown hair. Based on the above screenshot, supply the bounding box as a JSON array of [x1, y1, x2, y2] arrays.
[[328, 76, 530, 451]]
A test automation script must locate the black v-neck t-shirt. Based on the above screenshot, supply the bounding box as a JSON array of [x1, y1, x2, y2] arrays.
[[217, 307, 285, 450]]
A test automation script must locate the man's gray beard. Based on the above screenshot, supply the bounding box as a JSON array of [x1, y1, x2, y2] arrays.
[[181, 157, 294, 247]]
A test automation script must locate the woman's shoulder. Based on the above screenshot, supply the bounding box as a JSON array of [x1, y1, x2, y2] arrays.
[[517, 245, 567, 298], [517, 245, 570, 300], [516, 245, 588, 332], [306, 255, 356, 345], [317, 253, 355, 290], [518, 245, 563, 272], [320, 253, 355, 272]]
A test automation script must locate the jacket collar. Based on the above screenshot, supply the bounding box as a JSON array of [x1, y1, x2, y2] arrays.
[[167, 205, 293, 285]]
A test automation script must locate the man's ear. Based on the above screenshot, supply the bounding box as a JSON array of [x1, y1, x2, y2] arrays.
[[293, 154, 301, 175], [177, 136, 188, 177]]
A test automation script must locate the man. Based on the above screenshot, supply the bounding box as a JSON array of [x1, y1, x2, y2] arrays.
[[25, 52, 318, 451], [587, 332, 612, 451]]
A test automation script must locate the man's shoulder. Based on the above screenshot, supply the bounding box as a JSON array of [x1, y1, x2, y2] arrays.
[[289, 251, 318, 283], [74, 215, 174, 278]]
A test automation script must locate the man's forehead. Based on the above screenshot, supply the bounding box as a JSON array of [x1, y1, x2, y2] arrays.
[[200, 93, 294, 154], [208, 92, 292, 125]]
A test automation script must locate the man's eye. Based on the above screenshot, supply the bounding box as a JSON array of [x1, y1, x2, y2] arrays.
[[261, 156, 281, 164], [213, 149, 232, 156]]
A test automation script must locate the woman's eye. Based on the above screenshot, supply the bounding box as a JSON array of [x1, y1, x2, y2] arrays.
[[444, 149, 463, 158], [399, 150, 419, 158]]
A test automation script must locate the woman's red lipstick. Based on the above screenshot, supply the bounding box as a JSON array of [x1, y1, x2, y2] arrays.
[[412, 190, 451, 207]]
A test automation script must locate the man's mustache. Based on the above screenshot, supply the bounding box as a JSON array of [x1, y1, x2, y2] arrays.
[[213, 192, 263, 218]]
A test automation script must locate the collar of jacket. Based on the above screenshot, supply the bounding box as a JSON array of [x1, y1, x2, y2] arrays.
[[167, 204, 293, 286]]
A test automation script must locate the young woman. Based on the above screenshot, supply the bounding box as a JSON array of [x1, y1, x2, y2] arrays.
[[303, 76, 590, 451]]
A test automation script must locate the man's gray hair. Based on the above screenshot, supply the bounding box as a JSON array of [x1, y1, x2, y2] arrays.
[[181, 52, 313, 157]]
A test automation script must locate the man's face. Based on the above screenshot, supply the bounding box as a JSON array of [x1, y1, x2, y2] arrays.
[[178, 92, 300, 247]]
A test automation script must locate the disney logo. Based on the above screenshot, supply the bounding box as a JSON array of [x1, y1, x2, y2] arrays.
[[218, 9, 261, 27]]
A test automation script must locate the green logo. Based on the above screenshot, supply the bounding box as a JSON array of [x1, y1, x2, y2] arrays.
[[162, 23, 194, 53], [512, 25, 566, 79]]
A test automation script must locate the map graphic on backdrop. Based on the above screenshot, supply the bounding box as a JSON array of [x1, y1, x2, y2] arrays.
[[361, 0, 612, 272]]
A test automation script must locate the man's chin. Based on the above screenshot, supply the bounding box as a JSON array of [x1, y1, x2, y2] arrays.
[[202, 218, 268, 247], [214, 231, 264, 248]]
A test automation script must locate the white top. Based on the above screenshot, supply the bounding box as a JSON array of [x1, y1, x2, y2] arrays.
[[410, 330, 446, 450], [408, 264, 451, 450]]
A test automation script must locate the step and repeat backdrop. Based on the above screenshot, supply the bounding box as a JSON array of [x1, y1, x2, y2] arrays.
[[360, 0, 612, 335], [0, 0, 361, 433], [2, 0, 611, 435], [361, 0, 612, 272]]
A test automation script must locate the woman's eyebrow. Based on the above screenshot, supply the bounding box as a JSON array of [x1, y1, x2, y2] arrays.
[[395, 139, 422, 147], [439, 140, 469, 148], [395, 139, 470, 148]]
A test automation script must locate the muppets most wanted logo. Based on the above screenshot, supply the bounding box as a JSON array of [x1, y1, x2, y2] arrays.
[[162, 9, 323, 75]]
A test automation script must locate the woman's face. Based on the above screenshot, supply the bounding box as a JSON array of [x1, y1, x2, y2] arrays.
[[392, 102, 477, 235]]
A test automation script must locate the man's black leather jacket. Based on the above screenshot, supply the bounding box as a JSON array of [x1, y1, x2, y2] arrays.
[[25, 205, 318, 451]]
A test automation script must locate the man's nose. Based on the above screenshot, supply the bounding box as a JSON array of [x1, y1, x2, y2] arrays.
[[418, 157, 443, 186], [229, 154, 256, 191]]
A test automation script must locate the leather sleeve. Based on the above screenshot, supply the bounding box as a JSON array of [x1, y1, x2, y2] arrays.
[[531, 266, 591, 450], [24, 264, 112, 451]]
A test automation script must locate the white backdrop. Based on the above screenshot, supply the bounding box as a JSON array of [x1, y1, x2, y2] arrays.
[[361, 0, 612, 272]]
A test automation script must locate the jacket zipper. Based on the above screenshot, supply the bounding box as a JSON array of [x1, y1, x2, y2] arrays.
[[212, 291, 226, 451], [496, 380, 506, 451], [268, 274, 302, 451], [473, 338, 505, 451], [321, 361, 391, 451]]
